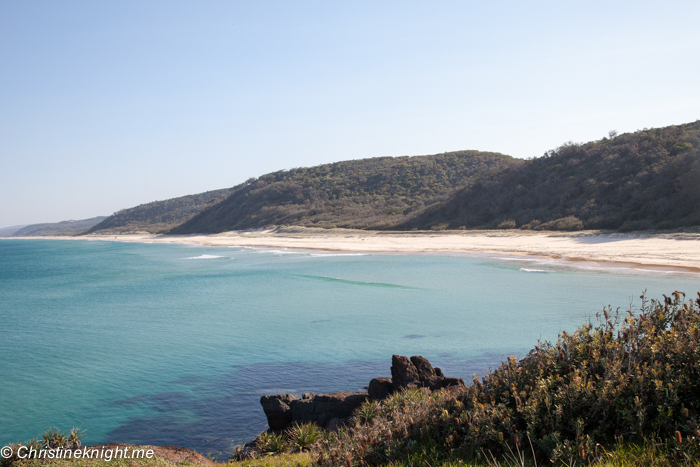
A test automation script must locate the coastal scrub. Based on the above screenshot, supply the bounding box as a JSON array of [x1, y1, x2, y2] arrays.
[[317, 291, 700, 466]]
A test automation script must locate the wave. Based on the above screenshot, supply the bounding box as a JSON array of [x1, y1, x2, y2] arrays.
[[520, 268, 549, 273], [309, 253, 369, 257], [246, 248, 300, 255], [184, 254, 226, 260]]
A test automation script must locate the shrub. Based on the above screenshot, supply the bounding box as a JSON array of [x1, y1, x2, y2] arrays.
[[520, 220, 541, 230], [2, 428, 83, 467], [318, 291, 700, 466], [496, 220, 516, 229], [41, 427, 68, 449], [671, 142, 693, 155], [256, 431, 288, 455], [536, 216, 584, 231], [355, 400, 381, 425], [286, 423, 321, 452]]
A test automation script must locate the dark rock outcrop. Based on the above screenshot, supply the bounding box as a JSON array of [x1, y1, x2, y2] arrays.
[[391, 355, 421, 389], [261, 392, 367, 431], [368, 377, 393, 400], [260, 394, 299, 430], [443, 377, 465, 388], [410, 355, 436, 379], [410, 355, 444, 390], [291, 392, 368, 427], [389, 354, 465, 393], [260, 355, 465, 432]]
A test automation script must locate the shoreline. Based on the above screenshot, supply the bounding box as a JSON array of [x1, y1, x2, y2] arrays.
[[7, 227, 700, 273]]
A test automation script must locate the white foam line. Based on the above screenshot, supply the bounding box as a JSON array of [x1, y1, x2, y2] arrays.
[[184, 254, 225, 259], [309, 253, 369, 257]]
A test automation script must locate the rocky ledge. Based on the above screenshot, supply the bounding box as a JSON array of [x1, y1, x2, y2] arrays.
[[260, 355, 464, 431]]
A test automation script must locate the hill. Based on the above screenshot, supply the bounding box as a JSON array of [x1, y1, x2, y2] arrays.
[[171, 151, 517, 233], [12, 217, 107, 237], [0, 225, 28, 237], [403, 120, 700, 231], [87, 188, 234, 234]]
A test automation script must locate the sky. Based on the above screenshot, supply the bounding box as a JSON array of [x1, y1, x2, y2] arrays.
[[1, 1, 699, 227]]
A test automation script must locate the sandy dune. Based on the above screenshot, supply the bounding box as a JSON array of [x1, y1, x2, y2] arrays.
[[74, 227, 700, 272]]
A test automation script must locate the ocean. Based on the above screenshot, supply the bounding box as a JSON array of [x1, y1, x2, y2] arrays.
[[0, 239, 698, 455]]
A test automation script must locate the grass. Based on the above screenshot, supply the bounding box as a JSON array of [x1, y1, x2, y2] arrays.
[[14, 456, 171, 467], [225, 453, 315, 467], [11, 446, 696, 467], [368, 440, 700, 467]]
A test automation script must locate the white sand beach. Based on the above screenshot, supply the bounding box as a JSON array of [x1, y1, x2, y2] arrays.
[[65, 227, 700, 272]]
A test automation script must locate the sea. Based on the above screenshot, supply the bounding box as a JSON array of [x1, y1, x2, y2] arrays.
[[1, 238, 698, 455]]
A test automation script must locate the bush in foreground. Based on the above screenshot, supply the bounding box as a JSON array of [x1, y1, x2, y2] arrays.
[[317, 291, 700, 466]]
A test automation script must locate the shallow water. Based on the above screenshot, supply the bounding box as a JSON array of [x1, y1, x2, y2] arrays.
[[1, 239, 698, 454]]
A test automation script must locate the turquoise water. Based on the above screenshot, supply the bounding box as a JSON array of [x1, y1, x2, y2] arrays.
[[1, 239, 698, 454]]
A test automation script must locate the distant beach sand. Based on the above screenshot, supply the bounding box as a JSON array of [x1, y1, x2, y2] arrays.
[[54, 227, 700, 272]]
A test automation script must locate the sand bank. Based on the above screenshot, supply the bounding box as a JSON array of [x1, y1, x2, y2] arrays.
[[70, 227, 700, 272]]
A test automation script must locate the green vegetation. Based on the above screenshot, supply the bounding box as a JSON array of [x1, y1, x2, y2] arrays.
[[0, 225, 28, 237], [87, 189, 233, 234], [171, 151, 516, 233], [11, 452, 315, 467], [69, 120, 700, 235], [10, 217, 106, 237], [3, 428, 84, 467], [227, 452, 315, 467], [405, 121, 700, 231], [12, 456, 172, 467], [240, 423, 323, 459], [309, 291, 700, 466]]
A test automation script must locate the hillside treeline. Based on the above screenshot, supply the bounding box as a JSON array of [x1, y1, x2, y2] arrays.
[[87, 188, 233, 234], [170, 151, 516, 233], [12, 217, 107, 237], [84, 120, 700, 235], [404, 120, 700, 231]]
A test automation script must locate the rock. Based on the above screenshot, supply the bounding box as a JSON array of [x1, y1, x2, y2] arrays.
[[260, 394, 299, 430], [368, 377, 393, 400], [410, 356, 437, 380], [442, 377, 465, 388], [259, 355, 465, 434], [410, 355, 446, 389], [276, 391, 368, 431], [312, 392, 368, 419], [423, 375, 445, 390], [391, 355, 420, 389]]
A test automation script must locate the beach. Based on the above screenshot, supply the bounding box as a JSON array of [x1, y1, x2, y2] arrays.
[[60, 227, 700, 272]]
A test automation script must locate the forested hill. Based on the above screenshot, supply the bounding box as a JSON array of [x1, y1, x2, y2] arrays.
[[87, 188, 234, 234], [402, 120, 700, 231], [171, 151, 517, 233], [12, 217, 107, 236]]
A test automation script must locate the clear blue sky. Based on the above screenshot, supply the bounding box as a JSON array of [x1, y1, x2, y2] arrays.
[[1, 1, 699, 227]]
